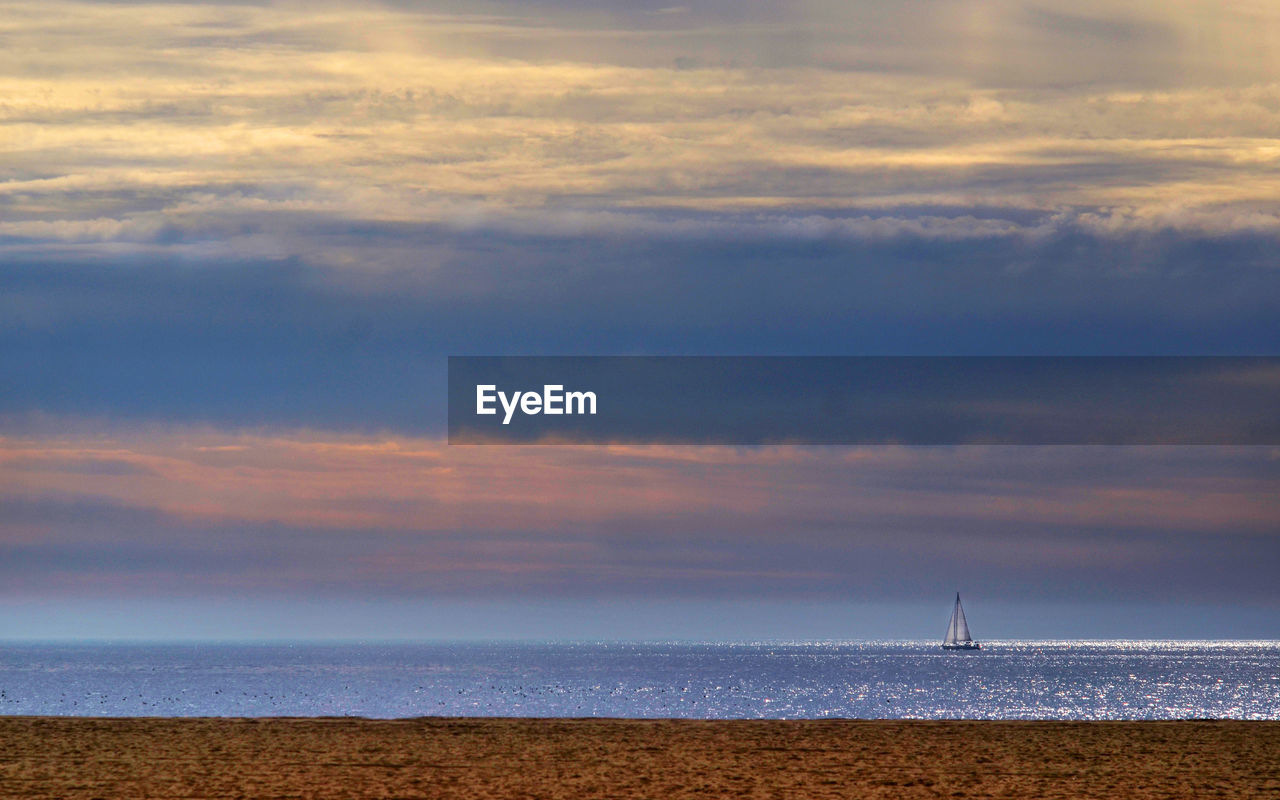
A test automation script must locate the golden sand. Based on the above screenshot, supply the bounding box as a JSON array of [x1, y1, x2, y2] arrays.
[[1, 717, 1277, 799]]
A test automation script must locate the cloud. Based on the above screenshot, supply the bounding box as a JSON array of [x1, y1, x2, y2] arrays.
[[0, 427, 1276, 603], [1, 225, 1277, 440], [2, 2, 1277, 634], [2, 0, 1280, 272]]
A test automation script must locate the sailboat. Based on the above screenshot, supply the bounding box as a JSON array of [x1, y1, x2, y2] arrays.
[[942, 592, 981, 650]]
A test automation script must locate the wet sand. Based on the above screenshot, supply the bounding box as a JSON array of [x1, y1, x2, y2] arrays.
[[1, 717, 1277, 799]]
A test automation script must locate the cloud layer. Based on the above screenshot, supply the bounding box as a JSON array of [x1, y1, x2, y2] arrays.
[[3, 428, 1276, 605], [4, 0, 1280, 268], [4, 2, 1279, 633]]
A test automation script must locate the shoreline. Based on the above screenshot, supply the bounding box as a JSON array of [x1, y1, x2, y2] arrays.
[[2, 717, 1277, 798]]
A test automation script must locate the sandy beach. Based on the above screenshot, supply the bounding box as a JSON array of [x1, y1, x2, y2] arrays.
[[1, 717, 1276, 799]]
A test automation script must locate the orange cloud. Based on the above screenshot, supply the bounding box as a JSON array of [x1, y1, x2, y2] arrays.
[[2, 427, 1275, 537]]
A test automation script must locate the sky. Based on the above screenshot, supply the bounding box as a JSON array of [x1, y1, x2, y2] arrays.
[[2, 0, 1279, 640]]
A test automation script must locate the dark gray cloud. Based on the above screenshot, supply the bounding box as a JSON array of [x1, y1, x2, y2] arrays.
[[3, 225, 1278, 432]]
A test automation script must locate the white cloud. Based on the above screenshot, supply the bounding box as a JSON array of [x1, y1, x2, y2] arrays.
[[2, 0, 1279, 265]]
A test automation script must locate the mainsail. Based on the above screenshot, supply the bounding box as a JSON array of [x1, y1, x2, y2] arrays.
[[944, 592, 974, 647]]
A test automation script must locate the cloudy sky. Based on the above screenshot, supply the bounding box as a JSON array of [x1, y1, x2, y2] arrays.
[[2, 0, 1278, 639]]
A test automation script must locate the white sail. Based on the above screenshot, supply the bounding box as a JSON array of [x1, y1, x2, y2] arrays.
[[944, 592, 973, 646]]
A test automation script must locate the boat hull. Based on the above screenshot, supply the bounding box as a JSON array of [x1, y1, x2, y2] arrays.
[[941, 642, 981, 650]]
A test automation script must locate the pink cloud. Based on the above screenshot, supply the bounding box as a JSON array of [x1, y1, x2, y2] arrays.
[[2, 428, 1275, 538]]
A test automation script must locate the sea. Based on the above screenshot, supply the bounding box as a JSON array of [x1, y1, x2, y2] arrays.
[[1, 641, 1277, 720]]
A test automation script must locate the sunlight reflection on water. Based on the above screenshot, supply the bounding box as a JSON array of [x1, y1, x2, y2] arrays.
[[1, 640, 1277, 720]]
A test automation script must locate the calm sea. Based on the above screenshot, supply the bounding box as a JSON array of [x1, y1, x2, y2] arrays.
[[1, 641, 1277, 720]]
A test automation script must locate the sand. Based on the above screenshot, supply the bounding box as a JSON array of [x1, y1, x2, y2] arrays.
[[1, 717, 1277, 799]]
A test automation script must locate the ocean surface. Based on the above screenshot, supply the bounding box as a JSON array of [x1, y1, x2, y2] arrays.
[[1, 641, 1277, 720]]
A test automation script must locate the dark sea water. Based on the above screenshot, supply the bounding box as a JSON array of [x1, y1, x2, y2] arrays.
[[1, 641, 1277, 720]]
